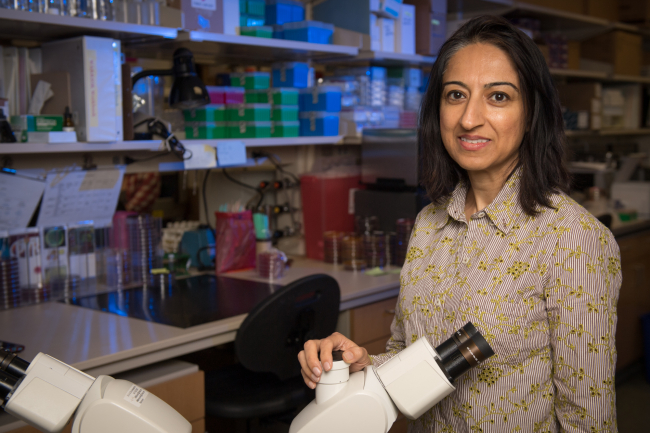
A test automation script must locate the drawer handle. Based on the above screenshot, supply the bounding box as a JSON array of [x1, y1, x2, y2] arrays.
[[385, 309, 396, 315]]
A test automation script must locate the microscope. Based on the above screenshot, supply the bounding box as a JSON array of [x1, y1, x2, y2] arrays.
[[0, 350, 190, 433], [290, 322, 495, 433]]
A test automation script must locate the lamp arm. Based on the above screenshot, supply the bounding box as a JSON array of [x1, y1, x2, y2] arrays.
[[132, 69, 174, 88]]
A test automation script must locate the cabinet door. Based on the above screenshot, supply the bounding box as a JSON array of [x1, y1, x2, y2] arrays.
[[616, 232, 650, 370], [350, 296, 398, 346]]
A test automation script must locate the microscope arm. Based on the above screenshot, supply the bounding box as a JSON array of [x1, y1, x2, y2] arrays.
[[0, 352, 191, 433]]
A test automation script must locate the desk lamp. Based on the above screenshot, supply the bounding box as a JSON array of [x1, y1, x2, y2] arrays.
[[290, 322, 495, 433], [131, 48, 209, 110]]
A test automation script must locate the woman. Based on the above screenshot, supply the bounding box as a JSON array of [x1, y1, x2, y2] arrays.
[[299, 15, 622, 432]]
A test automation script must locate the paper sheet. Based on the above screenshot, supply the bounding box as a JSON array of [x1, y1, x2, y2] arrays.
[[37, 167, 125, 228], [0, 173, 45, 230]]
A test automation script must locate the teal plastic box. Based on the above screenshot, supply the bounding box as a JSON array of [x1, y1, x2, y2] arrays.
[[245, 89, 271, 103], [245, 72, 271, 89], [227, 104, 271, 121], [185, 122, 229, 139], [183, 105, 227, 122], [241, 26, 273, 38], [269, 88, 299, 105], [229, 121, 272, 138], [272, 105, 299, 121], [271, 121, 299, 137]]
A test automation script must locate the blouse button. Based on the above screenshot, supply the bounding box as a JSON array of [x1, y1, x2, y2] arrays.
[[462, 256, 469, 264], [477, 212, 486, 218]]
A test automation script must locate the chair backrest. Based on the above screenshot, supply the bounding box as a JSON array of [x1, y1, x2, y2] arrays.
[[235, 274, 341, 381]]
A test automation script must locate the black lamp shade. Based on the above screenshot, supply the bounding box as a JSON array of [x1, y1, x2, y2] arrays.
[[168, 48, 210, 109]]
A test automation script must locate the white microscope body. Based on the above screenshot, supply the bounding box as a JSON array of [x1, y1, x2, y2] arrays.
[[290, 323, 494, 433], [0, 352, 191, 433]]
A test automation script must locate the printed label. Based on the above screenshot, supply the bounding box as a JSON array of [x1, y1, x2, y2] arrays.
[[191, 0, 216, 11], [85, 50, 98, 128], [124, 385, 149, 407]]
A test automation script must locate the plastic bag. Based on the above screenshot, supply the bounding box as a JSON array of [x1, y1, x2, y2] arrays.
[[215, 210, 256, 273]]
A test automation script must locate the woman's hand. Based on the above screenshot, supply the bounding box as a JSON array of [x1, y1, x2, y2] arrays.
[[298, 332, 372, 389]]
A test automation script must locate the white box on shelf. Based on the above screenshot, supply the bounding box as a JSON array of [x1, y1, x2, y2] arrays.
[[395, 3, 415, 54], [380, 18, 395, 53], [27, 131, 77, 143], [42, 36, 123, 143], [370, 15, 381, 51]]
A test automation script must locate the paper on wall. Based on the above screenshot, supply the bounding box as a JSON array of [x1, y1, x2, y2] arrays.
[[0, 173, 45, 230]]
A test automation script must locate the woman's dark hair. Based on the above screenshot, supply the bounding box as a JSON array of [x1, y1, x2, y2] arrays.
[[419, 15, 571, 216]]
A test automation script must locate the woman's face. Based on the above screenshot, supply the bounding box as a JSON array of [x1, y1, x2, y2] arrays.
[[440, 42, 526, 180]]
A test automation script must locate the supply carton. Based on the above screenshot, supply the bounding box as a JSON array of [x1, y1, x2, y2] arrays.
[[581, 30, 642, 76], [395, 3, 415, 54]]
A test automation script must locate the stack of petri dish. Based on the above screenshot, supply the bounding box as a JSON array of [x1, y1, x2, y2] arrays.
[[342, 234, 366, 271], [355, 215, 379, 235], [364, 231, 396, 269], [394, 218, 415, 266], [257, 249, 288, 280], [323, 231, 345, 264], [0, 258, 20, 310]]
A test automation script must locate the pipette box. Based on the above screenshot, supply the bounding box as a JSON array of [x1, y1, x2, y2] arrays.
[[272, 105, 299, 121], [206, 86, 231, 104], [241, 26, 273, 38], [299, 86, 342, 112], [283, 21, 334, 44], [229, 121, 272, 138], [270, 88, 299, 105], [184, 105, 227, 122], [240, 15, 266, 26], [272, 24, 285, 39], [299, 112, 339, 136], [271, 121, 300, 137], [246, 0, 266, 16], [230, 73, 246, 87], [185, 122, 229, 139], [224, 87, 245, 104], [245, 89, 271, 103], [245, 72, 271, 89], [272, 62, 309, 88], [227, 104, 272, 121], [265, 0, 304, 24]]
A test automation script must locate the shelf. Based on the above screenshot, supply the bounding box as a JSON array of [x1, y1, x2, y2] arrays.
[[354, 50, 436, 66], [549, 68, 608, 79], [609, 75, 650, 84], [565, 128, 650, 137], [0, 9, 177, 43], [146, 31, 360, 63], [0, 136, 351, 154]]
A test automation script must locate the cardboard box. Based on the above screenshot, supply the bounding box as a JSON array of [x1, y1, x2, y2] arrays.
[[619, 0, 650, 23], [555, 82, 602, 130], [519, 0, 583, 14], [581, 30, 642, 76], [584, 0, 618, 21], [395, 3, 415, 54], [42, 36, 123, 142], [567, 41, 580, 70], [170, 0, 239, 33], [333, 27, 366, 48]]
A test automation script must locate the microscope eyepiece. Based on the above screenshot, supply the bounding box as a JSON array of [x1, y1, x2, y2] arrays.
[[0, 350, 29, 379], [435, 322, 495, 382]]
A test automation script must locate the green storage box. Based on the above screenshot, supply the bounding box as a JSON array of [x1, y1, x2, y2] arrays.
[[11, 115, 63, 132], [270, 88, 299, 105], [271, 121, 299, 137], [272, 105, 299, 121], [245, 72, 271, 89], [183, 105, 227, 122], [229, 121, 272, 138], [241, 26, 273, 39], [227, 104, 271, 121], [245, 90, 270, 104], [239, 0, 246, 12], [185, 122, 229, 139], [246, 0, 265, 16], [230, 73, 246, 87]]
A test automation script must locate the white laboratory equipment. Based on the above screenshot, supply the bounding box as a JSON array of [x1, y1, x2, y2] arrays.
[[290, 322, 494, 433], [0, 350, 191, 433]]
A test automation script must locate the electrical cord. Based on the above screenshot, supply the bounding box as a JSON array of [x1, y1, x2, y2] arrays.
[[126, 118, 192, 165], [222, 168, 264, 209], [202, 169, 214, 234], [252, 151, 301, 185]]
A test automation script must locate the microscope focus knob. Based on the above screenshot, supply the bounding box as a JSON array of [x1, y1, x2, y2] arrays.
[[316, 351, 350, 404]]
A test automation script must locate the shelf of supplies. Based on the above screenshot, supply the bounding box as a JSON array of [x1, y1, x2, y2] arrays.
[[608, 74, 650, 84], [151, 31, 360, 62], [354, 50, 436, 66], [549, 68, 608, 79], [0, 9, 177, 42], [0, 136, 353, 154], [599, 128, 650, 136]]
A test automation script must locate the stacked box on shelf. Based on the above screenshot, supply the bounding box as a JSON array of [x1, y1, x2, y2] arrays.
[[267, 63, 303, 137], [229, 122, 272, 138], [299, 86, 342, 136], [241, 26, 273, 38], [184, 105, 229, 139], [266, 0, 304, 25], [283, 21, 334, 44], [227, 104, 272, 121], [240, 0, 266, 27], [272, 62, 310, 88]]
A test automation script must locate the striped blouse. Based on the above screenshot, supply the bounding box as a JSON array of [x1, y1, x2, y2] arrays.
[[371, 171, 622, 433]]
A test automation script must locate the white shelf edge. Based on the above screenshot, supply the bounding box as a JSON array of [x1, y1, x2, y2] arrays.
[[0, 136, 350, 154], [179, 31, 359, 56], [356, 50, 436, 65], [0, 9, 178, 38]]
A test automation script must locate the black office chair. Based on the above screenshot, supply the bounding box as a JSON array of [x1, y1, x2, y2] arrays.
[[204, 274, 341, 432]]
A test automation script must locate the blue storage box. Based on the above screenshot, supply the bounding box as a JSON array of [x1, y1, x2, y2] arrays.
[[283, 20, 334, 44], [240, 15, 266, 27], [266, 0, 303, 24], [273, 62, 309, 88], [299, 86, 342, 112], [299, 112, 339, 136], [272, 24, 284, 39]]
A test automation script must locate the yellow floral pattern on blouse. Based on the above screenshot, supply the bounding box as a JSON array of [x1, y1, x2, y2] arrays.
[[371, 172, 621, 433]]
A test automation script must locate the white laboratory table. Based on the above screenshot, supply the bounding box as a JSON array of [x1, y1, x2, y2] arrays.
[[0, 257, 401, 377]]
